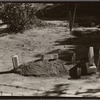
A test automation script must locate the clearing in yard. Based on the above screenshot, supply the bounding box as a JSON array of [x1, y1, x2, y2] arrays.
[[0, 21, 100, 97]]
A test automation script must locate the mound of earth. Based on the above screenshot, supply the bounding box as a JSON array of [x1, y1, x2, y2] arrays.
[[14, 59, 70, 77]]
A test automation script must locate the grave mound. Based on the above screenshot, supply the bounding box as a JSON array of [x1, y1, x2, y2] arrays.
[[14, 59, 70, 77]]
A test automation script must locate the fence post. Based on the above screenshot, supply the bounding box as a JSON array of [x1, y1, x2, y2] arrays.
[[12, 55, 19, 69]]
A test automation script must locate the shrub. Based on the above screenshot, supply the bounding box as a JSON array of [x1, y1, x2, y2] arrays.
[[0, 3, 38, 33]]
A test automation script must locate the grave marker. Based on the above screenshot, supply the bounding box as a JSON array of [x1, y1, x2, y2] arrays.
[[12, 55, 19, 69]]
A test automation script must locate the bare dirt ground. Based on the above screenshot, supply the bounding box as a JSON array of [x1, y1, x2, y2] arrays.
[[0, 21, 100, 97]]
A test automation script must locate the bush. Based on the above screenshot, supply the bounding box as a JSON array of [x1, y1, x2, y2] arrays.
[[0, 3, 38, 33]]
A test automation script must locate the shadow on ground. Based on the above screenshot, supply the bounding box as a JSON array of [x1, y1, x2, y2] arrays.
[[0, 24, 22, 37], [0, 28, 9, 37], [54, 29, 100, 65], [34, 29, 100, 65], [0, 69, 14, 74], [75, 88, 100, 97], [43, 83, 69, 96]]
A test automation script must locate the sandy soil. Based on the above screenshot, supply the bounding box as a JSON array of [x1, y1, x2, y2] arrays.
[[0, 21, 100, 97]]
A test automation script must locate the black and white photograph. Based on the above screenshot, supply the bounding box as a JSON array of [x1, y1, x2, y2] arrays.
[[0, 1, 100, 98]]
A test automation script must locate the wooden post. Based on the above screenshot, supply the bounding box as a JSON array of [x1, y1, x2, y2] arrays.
[[72, 4, 77, 29], [88, 47, 94, 65], [71, 52, 76, 63], [69, 10, 72, 32], [12, 55, 19, 69]]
